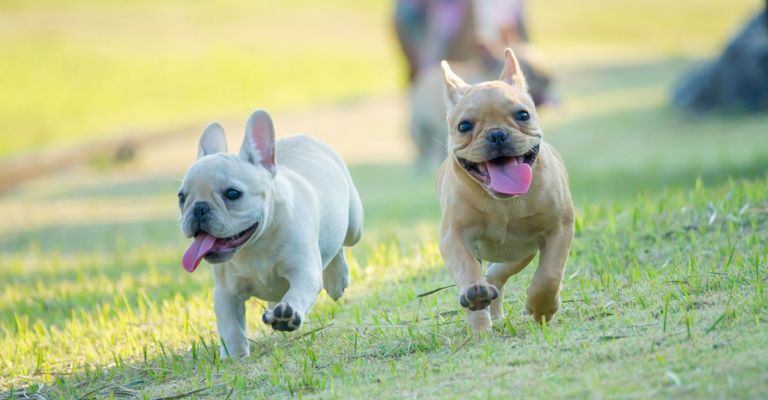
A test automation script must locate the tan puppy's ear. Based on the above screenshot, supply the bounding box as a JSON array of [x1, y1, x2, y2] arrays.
[[499, 48, 528, 91], [240, 110, 276, 176], [197, 122, 227, 159], [441, 60, 470, 109]]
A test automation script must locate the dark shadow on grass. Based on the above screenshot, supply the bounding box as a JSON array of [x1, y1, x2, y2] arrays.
[[569, 152, 768, 204], [544, 98, 768, 204]]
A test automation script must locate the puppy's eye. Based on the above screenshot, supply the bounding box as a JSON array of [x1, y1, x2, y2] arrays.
[[514, 110, 531, 122], [457, 120, 473, 133], [177, 192, 186, 207], [224, 188, 242, 201]]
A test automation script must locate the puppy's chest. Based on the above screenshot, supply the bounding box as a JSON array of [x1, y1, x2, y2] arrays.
[[214, 255, 288, 302], [466, 222, 542, 263]]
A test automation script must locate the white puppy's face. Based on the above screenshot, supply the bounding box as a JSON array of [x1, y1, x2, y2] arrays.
[[178, 111, 277, 272]]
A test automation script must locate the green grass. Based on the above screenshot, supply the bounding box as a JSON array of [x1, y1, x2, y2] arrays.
[[0, 0, 399, 157], [3, 0, 768, 398], [2, 167, 767, 399], [0, 0, 759, 157], [3, 68, 768, 396]]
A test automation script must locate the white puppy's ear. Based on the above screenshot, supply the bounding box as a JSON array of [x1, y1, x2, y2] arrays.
[[441, 60, 470, 110], [240, 110, 276, 176], [499, 48, 528, 91], [197, 122, 227, 159]]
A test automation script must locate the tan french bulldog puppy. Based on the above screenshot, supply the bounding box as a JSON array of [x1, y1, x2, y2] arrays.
[[436, 49, 574, 332], [410, 46, 552, 172], [178, 110, 363, 357]]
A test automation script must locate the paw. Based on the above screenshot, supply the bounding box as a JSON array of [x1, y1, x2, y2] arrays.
[[262, 303, 302, 332], [220, 344, 249, 359], [526, 295, 560, 323], [459, 283, 499, 311], [489, 300, 504, 321], [324, 271, 349, 301]]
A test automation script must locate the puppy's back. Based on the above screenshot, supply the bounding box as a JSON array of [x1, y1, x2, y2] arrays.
[[276, 135, 363, 247]]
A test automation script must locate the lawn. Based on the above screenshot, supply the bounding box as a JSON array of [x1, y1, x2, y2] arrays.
[[2, 0, 768, 399], [0, 0, 398, 158], [0, 0, 758, 158]]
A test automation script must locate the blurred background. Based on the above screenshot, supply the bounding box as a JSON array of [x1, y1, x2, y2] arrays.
[[1, 0, 766, 194], [1, 0, 767, 388]]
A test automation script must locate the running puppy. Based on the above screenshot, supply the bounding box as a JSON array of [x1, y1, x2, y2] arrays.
[[436, 49, 574, 331], [178, 110, 363, 357]]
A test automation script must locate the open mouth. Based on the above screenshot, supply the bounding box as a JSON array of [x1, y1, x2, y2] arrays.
[[457, 144, 539, 197], [182, 222, 259, 272]]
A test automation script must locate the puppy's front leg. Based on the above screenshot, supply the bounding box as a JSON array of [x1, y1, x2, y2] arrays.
[[262, 264, 322, 332], [526, 221, 573, 322], [440, 231, 498, 332], [213, 286, 249, 358]]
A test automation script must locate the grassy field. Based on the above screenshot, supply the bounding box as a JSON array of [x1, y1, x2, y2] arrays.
[[2, 0, 768, 399], [0, 0, 397, 158], [0, 0, 760, 158]]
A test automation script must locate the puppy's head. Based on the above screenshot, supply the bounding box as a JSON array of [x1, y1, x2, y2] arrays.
[[178, 110, 277, 272], [441, 48, 542, 199]]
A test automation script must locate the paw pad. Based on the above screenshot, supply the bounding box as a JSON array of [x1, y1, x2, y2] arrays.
[[459, 284, 499, 311], [262, 302, 302, 332]]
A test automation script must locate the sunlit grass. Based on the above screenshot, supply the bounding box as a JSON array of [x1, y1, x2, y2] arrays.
[[2, 174, 766, 398]]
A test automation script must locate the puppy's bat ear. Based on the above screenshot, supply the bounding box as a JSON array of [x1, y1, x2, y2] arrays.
[[197, 122, 227, 159], [240, 110, 276, 176], [441, 60, 470, 110], [499, 48, 528, 91]]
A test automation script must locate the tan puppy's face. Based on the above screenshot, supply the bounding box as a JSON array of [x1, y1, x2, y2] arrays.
[[178, 112, 277, 272], [442, 49, 543, 199]]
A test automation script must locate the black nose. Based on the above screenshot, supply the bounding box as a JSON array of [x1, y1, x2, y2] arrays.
[[192, 201, 211, 219], [486, 130, 508, 145]]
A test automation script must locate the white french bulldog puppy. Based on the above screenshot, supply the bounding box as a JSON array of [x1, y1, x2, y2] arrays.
[[178, 110, 363, 358]]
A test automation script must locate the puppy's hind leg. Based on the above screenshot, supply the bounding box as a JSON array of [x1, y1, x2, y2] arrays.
[[344, 181, 363, 247], [323, 248, 350, 301], [322, 176, 361, 301], [486, 254, 535, 321]]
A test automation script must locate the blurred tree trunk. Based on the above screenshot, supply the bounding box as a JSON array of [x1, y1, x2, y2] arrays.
[[673, 4, 768, 113]]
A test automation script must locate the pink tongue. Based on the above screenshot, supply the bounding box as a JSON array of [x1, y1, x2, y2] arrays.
[[486, 158, 532, 195], [182, 234, 217, 273]]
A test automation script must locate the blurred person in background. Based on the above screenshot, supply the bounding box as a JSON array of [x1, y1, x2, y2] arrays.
[[394, 0, 553, 106], [394, 0, 472, 83], [473, 0, 529, 58], [393, 0, 538, 84]]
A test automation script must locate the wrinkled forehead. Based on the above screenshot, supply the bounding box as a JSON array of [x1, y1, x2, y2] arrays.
[[182, 155, 245, 189], [461, 83, 531, 111]]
